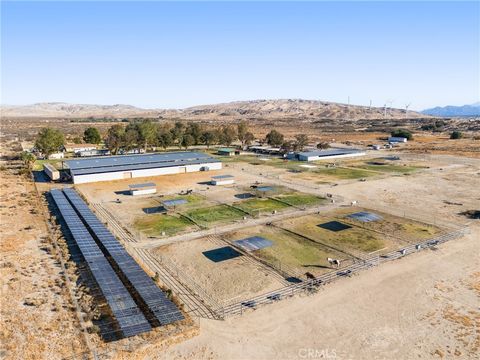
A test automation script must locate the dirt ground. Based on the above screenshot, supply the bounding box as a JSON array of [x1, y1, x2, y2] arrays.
[[158, 227, 479, 360], [2, 125, 479, 360], [152, 154, 480, 360], [154, 237, 284, 304], [0, 161, 85, 359]]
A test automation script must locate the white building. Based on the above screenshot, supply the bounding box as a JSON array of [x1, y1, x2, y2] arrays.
[[298, 148, 366, 161], [65, 151, 222, 184], [128, 182, 157, 196], [211, 174, 235, 186], [388, 137, 408, 143], [48, 152, 65, 160]]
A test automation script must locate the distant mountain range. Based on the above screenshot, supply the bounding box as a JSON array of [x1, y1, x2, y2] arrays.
[[0, 99, 427, 120], [421, 102, 480, 117]]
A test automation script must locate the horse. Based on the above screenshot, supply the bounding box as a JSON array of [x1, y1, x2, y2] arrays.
[[327, 257, 341, 268], [305, 272, 316, 280]]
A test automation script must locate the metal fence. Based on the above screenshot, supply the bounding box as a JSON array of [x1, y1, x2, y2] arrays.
[[217, 226, 469, 317]]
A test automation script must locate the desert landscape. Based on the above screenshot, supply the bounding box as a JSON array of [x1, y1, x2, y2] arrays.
[[1, 103, 478, 359], [1, 1, 479, 359]]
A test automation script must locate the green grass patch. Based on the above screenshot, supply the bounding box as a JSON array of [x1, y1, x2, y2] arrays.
[[274, 193, 326, 207], [185, 205, 245, 224], [134, 214, 193, 236], [256, 230, 343, 271], [351, 164, 420, 173], [312, 167, 376, 180], [234, 198, 290, 215], [282, 215, 385, 253], [33, 159, 62, 171], [160, 193, 209, 210], [400, 222, 439, 239]]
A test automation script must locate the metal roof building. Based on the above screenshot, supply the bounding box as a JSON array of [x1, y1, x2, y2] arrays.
[[65, 151, 222, 184], [298, 148, 366, 161], [211, 174, 235, 185]]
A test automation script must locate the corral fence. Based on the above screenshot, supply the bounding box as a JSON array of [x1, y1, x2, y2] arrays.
[[217, 226, 469, 318]]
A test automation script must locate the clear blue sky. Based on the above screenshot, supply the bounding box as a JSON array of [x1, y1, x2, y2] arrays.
[[1, 1, 479, 110]]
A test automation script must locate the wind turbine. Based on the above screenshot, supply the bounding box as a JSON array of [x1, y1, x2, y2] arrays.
[[405, 103, 411, 118]]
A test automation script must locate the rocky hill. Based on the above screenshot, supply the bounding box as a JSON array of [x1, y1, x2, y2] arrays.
[[421, 102, 480, 117], [1, 99, 427, 120]]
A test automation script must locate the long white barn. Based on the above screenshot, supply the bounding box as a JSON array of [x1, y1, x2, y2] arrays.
[[65, 151, 222, 184]]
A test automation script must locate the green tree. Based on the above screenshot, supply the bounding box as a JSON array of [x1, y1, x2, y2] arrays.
[[171, 122, 185, 146], [20, 151, 36, 170], [294, 134, 309, 151], [35, 127, 65, 158], [220, 125, 237, 146], [123, 128, 140, 151], [281, 140, 295, 152], [450, 131, 463, 139], [83, 127, 102, 144], [137, 120, 157, 150], [157, 131, 174, 150], [237, 121, 249, 147], [390, 129, 413, 140], [316, 142, 330, 150], [244, 132, 255, 146], [186, 122, 202, 145], [105, 124, 125, 155], [181, 134, 195, 149], [200, 131, 218, 148], [265, 129, 284, 146]]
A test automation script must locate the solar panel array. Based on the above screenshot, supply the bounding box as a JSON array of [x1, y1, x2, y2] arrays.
[[233, 236, 274, 251], [65, 151, 219, 176], [256, 186, 274, 192], [162, 198, 188, 207], [211, 174, 234, 179], [50, 189, 151, 338], [62, 188, 184, 326], [346, 211, 383, 222]]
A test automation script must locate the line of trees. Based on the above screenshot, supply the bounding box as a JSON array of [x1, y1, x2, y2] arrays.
[[33, 120, 315, 158], [103, 120, 256, 154]]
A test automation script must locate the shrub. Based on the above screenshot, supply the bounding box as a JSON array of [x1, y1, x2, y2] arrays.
[[391, 129, 413, 140], [450, 131, 463, 139]]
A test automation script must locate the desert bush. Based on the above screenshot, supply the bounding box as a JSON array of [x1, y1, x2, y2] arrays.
[[450, 131, 463, 139], [391, 129, 413, 140]]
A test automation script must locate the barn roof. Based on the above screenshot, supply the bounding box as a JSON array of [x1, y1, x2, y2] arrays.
[[65, 151, 219, 176]]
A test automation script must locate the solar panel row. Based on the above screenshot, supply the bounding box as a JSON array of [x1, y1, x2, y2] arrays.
[[62, 188, 184, 326], [50, 189, 151, 338], [346, 211, 383, 222]]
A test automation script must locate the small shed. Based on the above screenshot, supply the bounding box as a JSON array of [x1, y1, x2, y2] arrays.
[[388, 137, 407, 143], [44, 163, 60, 181], [48, 152, 65, 160], [217, 148, 238, 156], [211, 174, 235, 186], [128, 182, 157, 196]]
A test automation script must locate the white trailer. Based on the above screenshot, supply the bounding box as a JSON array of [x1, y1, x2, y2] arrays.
[[388, 137, 408, 143], [298, 148, 366, 161], [211, 174, 235, 186], [44, 163, 60, 181], [128, 182, 157, 196]]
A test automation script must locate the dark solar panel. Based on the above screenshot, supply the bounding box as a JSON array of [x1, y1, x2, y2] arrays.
[[346, 211, 383, 222], [62, 188, 184, 326], [50, 189, 151, 338], [211, 175, 234, 179], [162, 199, 188, 207], [233, 236, 273, 251], [65, 151, 218, 176], [129, 182, 156, 189], [256, 186, 274, 192]]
